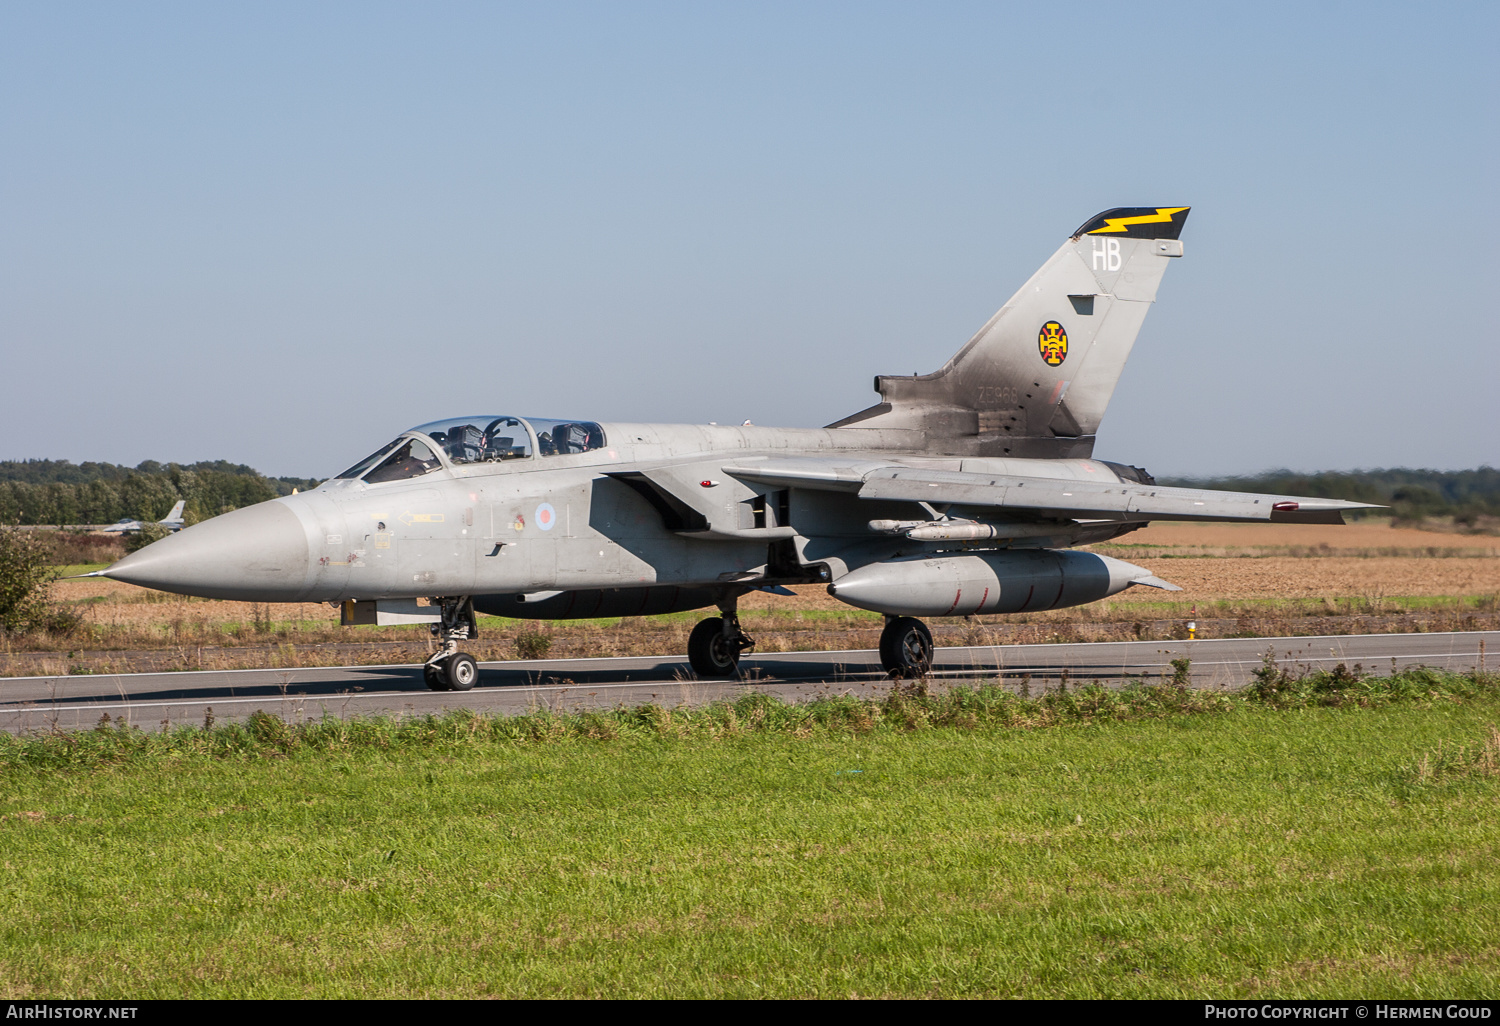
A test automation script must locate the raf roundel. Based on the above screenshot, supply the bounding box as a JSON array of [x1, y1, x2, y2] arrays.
[[535, 502, 557, 532], [1038, 321, 1068, 367]]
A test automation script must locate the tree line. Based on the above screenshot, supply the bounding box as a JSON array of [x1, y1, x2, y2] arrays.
[[0, 459, 321, 526], [1159, 467, 1500, 524], [3, 458, 1496, 528]]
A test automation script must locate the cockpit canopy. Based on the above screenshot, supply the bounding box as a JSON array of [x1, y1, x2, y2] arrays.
[[421, 416, 534, 464], [529, 418, 607, 457], [335, 415, 606, 483]]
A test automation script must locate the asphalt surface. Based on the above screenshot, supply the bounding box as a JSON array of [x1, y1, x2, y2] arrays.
[[2, 631, 1495, 733]]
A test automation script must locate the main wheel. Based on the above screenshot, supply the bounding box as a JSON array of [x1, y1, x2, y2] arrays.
[[688, 617, 741, 677], [423, 661, 451, 691], [445, 652, 479, 691], [879, 617, 933, 679]]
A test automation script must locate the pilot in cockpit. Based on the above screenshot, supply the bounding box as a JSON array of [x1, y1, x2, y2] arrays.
[[364, 438, 440, 483]]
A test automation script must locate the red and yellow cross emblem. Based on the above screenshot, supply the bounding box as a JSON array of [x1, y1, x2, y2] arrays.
[[1038, 321, 1068, 366]]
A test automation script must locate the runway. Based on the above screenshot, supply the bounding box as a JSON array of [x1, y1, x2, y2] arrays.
[[2, 631, 1494, 733]]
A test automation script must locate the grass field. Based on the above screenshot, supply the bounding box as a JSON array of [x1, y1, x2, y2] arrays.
[[1, 671, 1497, 998]]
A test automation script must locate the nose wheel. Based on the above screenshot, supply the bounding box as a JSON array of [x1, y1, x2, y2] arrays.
[[879, 616, 933, 679], [423, 597, 480, 691], [688, 613, 754, 678]]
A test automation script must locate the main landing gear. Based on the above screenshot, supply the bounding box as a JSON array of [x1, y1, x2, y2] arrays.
[[686, 600, 935, 680], [423, 597, 480, 691], [879, 616, 933, 679], [687, 597, 755, 678]]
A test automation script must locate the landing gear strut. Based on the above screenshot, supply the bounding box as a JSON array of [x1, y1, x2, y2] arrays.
[[688, 596, 755, 678], [423, 597, 480, 691], [879, 616, 933, 679]]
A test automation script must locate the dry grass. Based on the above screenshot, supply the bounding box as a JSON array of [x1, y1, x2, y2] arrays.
[[6, 520, 1495, 676], [1411, 724, 1500, 785], [1087, 556, 1500, 599], [41, 554, 1497, 630], [1093, 520, 1500, 558]]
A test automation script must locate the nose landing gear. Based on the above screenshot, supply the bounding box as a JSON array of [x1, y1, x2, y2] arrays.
[[423, 597, 480, 691], [688, 595, 755, 678]]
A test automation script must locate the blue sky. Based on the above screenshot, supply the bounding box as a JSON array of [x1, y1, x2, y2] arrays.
[[2, 2, 1495, 478]]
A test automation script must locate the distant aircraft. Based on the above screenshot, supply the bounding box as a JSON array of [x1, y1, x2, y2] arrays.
[[95, 207, 1377, 689], [101, 500, 186, 535]]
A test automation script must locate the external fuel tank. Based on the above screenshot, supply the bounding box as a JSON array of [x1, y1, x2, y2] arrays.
[[826, 550, 1167, 617]]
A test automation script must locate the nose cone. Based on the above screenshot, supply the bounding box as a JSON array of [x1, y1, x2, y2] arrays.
[[103, 500, 312, 601], [827, 558, 953, 615]]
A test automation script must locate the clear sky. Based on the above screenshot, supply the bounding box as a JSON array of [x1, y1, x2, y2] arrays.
[[2, 2, 1496, 479]]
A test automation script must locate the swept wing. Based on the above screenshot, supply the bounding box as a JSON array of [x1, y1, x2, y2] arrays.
[[721, 457, 1378, 525]]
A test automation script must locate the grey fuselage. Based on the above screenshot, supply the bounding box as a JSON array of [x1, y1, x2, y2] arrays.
[[104, 420, 1150, 611]]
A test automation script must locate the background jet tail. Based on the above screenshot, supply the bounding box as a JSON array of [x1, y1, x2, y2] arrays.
[[830, 206, 1189, 458], [160, 500, 187, 525]]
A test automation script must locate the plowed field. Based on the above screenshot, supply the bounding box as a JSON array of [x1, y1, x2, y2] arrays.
[[1110, 520, 1498, 553], [46, 527, 1500, 628], [7, 519, 1494, 676]]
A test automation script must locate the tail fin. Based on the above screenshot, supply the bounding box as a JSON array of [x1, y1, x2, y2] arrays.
[[830, 206, 1189, 458], [160, 500, 186, 525]]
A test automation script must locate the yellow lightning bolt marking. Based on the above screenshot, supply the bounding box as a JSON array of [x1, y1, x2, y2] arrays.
[[1088, 206, 1189, 234]]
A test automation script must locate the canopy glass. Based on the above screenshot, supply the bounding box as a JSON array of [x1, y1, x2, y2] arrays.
[[335, 415, 607, 483]]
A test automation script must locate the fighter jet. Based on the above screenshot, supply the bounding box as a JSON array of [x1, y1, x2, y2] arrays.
[[100, 500, 187, 535], [95, 206, 1377, 689]]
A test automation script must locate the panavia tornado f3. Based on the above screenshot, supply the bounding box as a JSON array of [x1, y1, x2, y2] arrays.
[[96, 206, 1378, 687]]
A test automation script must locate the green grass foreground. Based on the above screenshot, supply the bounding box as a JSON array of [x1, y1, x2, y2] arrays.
[[1, 670, 1497, 998]]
